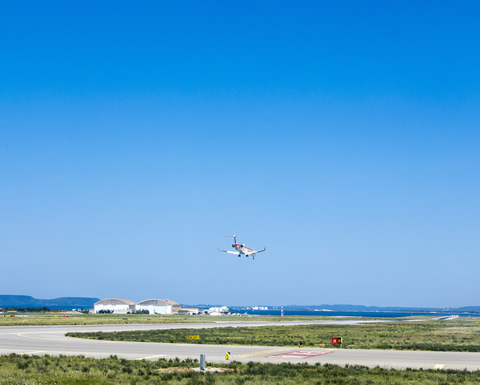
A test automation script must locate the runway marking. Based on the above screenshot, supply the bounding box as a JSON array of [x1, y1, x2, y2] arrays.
[[318, 358, 480, 370], [137, 354, 166, 360], [233, 348, 288, 358], [266, 350, 334, 359], [25, 351, 46, 355], [434, 364, 445, 370]]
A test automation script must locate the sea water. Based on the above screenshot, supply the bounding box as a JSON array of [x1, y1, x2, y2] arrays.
[[230, 309, 480, 318]]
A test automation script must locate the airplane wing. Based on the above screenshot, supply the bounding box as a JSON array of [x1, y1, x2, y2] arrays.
[[245, 247, 266, 255], [217, 248, 241, 255]]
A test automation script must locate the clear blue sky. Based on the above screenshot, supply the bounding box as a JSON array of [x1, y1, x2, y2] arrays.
[[1, 1, 479, 308]]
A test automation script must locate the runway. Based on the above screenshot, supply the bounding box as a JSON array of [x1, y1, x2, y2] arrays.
[[1, 320, 480, 371]]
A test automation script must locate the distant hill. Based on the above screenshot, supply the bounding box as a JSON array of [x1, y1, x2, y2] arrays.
[[452, 306, 480, 313], [0, 295, 99, 309]]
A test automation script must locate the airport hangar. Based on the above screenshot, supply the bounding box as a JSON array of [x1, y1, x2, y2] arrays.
[[94, 298, 182, 315]]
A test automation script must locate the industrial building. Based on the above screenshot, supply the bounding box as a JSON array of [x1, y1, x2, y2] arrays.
[[177, 307, 206, 315], [163, 299, 182, 314], [94, 298, 136, 314], [208, 306, 229, 315], [136, 299, 170, 315], [94, 298, 182, 315]]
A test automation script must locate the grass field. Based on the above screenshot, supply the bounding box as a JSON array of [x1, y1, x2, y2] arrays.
[[0, 313, 213, 326], [67, 318, 480, 352], [1, 354, 479, 384], [0, 313, 363, 327]]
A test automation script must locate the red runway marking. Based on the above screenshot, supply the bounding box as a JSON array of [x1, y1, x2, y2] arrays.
[[266, 350, 333, 359]]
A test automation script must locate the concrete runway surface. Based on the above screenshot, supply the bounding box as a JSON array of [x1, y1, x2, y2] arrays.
[[1, 320, 480, 371]]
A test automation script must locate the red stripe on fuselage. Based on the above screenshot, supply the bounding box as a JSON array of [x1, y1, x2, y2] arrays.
[[235, 244, 253, 251]]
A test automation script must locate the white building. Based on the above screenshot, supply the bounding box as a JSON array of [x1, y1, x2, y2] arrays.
[[136, 299, 170, 315], [178, 307, 200, 315], [94, 298, 182, 315], [94, 298, 136, 314], [162, 299, 182, 314], [208, 306, 229, 315]]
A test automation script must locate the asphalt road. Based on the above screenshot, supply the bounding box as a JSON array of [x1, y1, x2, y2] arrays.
[[1, 320, 480, 371]]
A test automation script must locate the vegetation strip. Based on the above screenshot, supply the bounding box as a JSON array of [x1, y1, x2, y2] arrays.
[[67, 319, 480, 352], [0, 314, 216, 326], [2, 354, 480, 384], [0, 313, 346, 327]]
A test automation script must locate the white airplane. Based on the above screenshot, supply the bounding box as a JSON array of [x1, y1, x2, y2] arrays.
[[217, 235, 266, 260]]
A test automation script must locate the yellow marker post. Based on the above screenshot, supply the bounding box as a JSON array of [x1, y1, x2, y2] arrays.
[[225, 352, 230, 360]]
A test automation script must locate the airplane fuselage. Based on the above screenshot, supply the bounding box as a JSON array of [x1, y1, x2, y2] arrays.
[[233, 244, 255, 256]]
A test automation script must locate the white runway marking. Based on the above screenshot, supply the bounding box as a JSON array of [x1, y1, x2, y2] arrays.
[[138, 354, 166, 360], [434, 364, 445, 369], [233, 348, 287, 358]]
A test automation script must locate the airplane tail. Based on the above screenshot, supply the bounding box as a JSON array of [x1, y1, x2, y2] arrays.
[[225, 235, 239, 244]]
